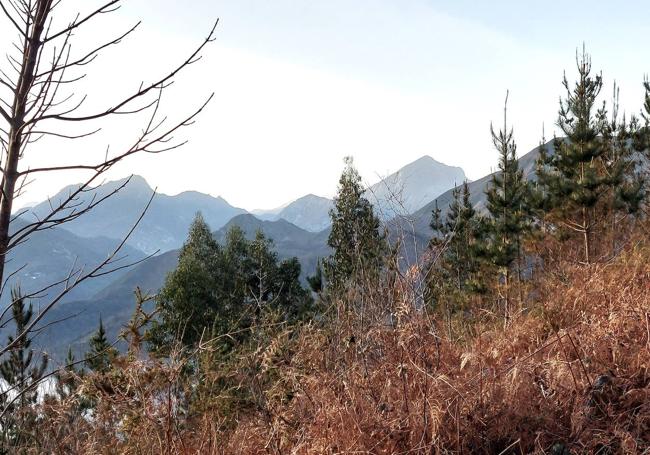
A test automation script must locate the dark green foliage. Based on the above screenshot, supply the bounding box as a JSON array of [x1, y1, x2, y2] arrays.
[[147, 213, 223, 352], [245, 230, 313, 321], [535, 50, 645, 263], [148, 213, 313, 355], [307, 260, 324, 293], [484, 97, 534, 314], [600, 89, 646, 215], [485, 99, 532, 270], [0, 289, 48, 407], [426, 182, 487, 310], [85, 317, 117, 373], [325, 157, 387, 291], [633, 77, 650, 152], [0, 289, 48, 449], [275, 257, 313, 320]]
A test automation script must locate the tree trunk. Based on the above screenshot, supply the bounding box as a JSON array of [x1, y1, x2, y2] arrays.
[[0, 3, 50, 291], [503, 268, 510, 327], [582, 206, 591, 264]]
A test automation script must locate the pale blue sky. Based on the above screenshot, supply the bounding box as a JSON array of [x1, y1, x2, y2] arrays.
[[6, 1, 650, 209]]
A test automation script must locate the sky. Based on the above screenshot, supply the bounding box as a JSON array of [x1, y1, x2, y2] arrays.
[[3, 0, 650, 210]]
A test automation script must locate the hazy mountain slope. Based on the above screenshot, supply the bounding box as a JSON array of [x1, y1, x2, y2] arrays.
[[266, 155, 464, 231], [367, 155, 466, 218], [1, 220, 145, 308], [0, 220, 146, 362], [251, 202, 289, 220], [22, 176, 247, 254], [271, 195, 333, 232]]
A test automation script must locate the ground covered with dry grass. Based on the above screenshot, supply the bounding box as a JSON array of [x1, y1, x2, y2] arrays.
[[225, 248, 649, 454], [23, 244, 650, 454]]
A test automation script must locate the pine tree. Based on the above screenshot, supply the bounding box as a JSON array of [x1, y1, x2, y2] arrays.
[[120, 288, 156, 357], [599, 85, 646, 255], [275, 257, 313, 321], [247, 230, 279, 308], [148, 219, 313, 356], [484, 94, 532, 318], [243, 230, 312, 319], [325, 157, 387, 291], [429, 200, 445, 244], [85, 318, 117, 373], [536, 49, 644, 263], [0, 288, 48, 408], [147, 212, 222, 352], [0, 289, 48, 449], [447, 182, 485, 293], [218, 225, 250, 315], [426, 182, 487, 311]]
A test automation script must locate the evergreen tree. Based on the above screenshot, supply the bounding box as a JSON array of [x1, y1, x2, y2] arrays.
[[218, 225, 250, 316], [120, 288, 157, 357], [147, 213, 222, 352], [325, 157, 387, 291], [148, 219, 313, 356], [600, 86, 646, 254], [0, 289, 48, 449], [536, 50, 644, 263], [446, 182, 486, 293], [628, 77, 650, 153], [484, 95, 533, 316], [0, 288, 48, 408], [244, 230, 312, 320], [275, 257, 313, 320], [246, 230, 279, 308], [428, 200, 444, 246], [85, 318, 117, 373], [426, 182, 487, 310]]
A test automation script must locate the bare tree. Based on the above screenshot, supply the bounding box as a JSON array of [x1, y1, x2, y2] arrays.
[[0, 0, 215, 411]]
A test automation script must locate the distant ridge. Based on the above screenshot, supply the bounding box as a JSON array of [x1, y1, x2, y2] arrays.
[[389, 142, 549, 263], [366, 155, 466, 218], [272, 194, 333, 232], [21, 175, 247, 254], [258, 155, 465, 231]]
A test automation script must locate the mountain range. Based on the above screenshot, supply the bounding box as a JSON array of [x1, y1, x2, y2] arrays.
[[254, 194, 334, 232], [252, 155, 466, 231], [1, 220, 146, 309], [6, 150, 545, 362], [22, 175, 247, 254]]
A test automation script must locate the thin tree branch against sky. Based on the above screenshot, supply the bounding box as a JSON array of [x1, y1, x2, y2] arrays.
[[4, 0, 650, 211]]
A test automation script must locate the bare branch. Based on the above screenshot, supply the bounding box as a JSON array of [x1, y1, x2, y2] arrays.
[[24, 19, 218, 127], [0, 0, 28, 37], [43, 0, 121, 44]]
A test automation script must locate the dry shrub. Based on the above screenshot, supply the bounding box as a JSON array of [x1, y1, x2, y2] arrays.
[[227, 245, 650, 454], [19, 241, 650, 454]]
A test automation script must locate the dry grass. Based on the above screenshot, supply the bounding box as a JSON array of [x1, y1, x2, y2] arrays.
[[226, 246, 650, 454], [17, 241, 650, 454]]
